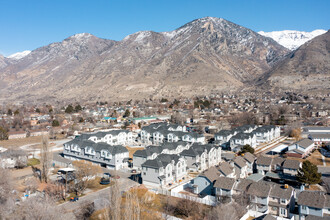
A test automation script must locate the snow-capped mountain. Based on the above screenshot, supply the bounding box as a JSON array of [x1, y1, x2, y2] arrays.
[[258, 30, 326, 50], [7, 50, 31, 60]]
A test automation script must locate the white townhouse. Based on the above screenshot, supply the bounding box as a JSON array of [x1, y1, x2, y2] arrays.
[[78, 130, 133, 146]]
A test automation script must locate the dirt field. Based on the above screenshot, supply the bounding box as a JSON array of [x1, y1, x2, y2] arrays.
[[126, 146, 144, 158], [0, 136, 43, 149], [286, 150, 330, 166]]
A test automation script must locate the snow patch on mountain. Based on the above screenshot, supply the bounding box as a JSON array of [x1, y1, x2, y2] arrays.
[[258, 29, 326, 50], [7, 50, 31, 60]]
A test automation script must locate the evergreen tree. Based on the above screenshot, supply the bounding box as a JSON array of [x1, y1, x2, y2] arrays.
[[75, 104, 82, 112], [65, 104, 74, 113], [52, 120, 60, 127], [239, 144, 255, 154], [297, 160, 321, 185], [123, 109, 130, 118], [0, 126, 8, 140]]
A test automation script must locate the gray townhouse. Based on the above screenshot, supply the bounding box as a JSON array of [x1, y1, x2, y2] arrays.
[[214, 130, 236, 145], [182, 132, 206, 144], [133, 146, 162, 170], [256, 156, 273, 175], [77, 129, 133, 146], [247, 181, 295, 218], [230, 132, 257, 151], [180, 144, 221, 172], [190, 166, 220, 195], [268, 184, 295, 218], [218, 161, 235, 178], [140, 123, 187, 144], [214, 176, 236, 199], [63, 139, 129, 170], [141, 154, 187, 187], [287, 139, 315, 159], [282, 159, 301, 176], [232, 156, 248, 178], [242, 152, 256, 174], [253, 125, 281, 143], [298, 191, 330, 219]]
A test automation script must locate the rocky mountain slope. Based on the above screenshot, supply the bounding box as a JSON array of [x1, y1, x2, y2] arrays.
[[7, 50, 31, 60], [0, 17, 290, 103], [258, 30, 330, 92], [258, 29, 327, 50]]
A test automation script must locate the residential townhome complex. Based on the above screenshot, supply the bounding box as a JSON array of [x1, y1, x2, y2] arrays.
[[298, 191, 330, 219], [141, 154, 187, 187], [247, 181, 294, 218], [137, 143, 222, 187], [133, 142, 190, 169], [140, 123, 205, 145], [77, 129, 133, 146], [215, 125, 280, 151], [63, 139, 129, 170]]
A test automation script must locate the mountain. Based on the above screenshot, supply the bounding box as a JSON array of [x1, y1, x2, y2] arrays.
[[7, 50, 31, 60], [258, 30, 330, 92], [258, 29, 327, 50], [0, 17, 289, 103]]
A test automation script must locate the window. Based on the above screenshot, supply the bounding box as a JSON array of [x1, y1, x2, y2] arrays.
[[281, 199, 286, 204], [143, 172, 146, 176], [280, 208, 286, 215], [302, 205, 306, 210]]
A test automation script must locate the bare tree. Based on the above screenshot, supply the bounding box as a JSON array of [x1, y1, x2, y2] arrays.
[[40, 135, 52, 183], [74, 201, 95, 220], [0, 167, 14, 218], [70, 161, 101, 196], [107, 179, 122, 220], [208, 202, 246, 220], [124, 189, 141, 220]]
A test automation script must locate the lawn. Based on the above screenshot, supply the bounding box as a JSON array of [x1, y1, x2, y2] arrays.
[[286, 149, 329, 166], [0, 136, 43, 149]]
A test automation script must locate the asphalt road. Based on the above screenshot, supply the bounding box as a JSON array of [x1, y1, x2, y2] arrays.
[[59, 176, 139, 218]]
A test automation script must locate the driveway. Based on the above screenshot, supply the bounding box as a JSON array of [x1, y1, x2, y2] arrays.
[[59, 177, 139, 218]]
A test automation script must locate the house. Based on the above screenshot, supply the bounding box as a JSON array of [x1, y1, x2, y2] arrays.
[[218, 161, 235, 178], [253, 125, 280, 143], [287, 139, 315, 158], [78, 130, 133, 146], [141, 154, 187, 187], [133, 146, 161, 170], [271, 157, 285, 172], [234, 179, 254, 195], [298, 191, 330, 219], [29, 129, 49, 137], [63, 139, 129, 170], [268, 184, 295, 218], [247, 181, 272, 214], [214, 130, 236, 145], [190, 166, 220, 195], [232, 156, 248, 178], [242, 152, 256, 174], [230, 132, 257, 150], [182, 132, 205, 144], [282, 159, 301, 176], [256, 156, 273, 175], [0, 150, 27, 168], [214, 176, 236, 199]]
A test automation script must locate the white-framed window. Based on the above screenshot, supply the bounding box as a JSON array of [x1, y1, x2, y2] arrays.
[[280, 208, 286, 215]]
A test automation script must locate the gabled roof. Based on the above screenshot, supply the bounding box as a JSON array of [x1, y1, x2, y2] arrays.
[[233, 156, 247, 168], [214, 176, 236, 190], [282, 159, 301, 170], [200, 166, 221, 182], [294, 138, 314, 149], [242, 152, 255, 164], [298, 191, 330, 209], [256, 156, 273, 166], [141, 154, 181, 169], [271, 157, 285, 166], [247, 181, 272, 197], [269, 184, 293, 200], [234, 179, 254, 192], [218, 162, 234, 176]]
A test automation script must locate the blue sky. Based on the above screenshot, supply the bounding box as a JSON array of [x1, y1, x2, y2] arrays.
[[0, 0, 329, 56]]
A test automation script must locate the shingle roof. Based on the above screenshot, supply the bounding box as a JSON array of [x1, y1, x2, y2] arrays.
[[269, 184, 293, 200], [234, 156, 247, 168], [218, 162, 234, 176], [243, 152, 255, 163], [200, 166, 221, 182], [298, 191, 330, 209], [214, 177, 236, 190], [271, 157, 285, 166], [295, 139, 314, 149], [282, 159, 301, 170], [256, 156, 273, 166], [247, 181, 272, 197], [234, 179, 254, 192]]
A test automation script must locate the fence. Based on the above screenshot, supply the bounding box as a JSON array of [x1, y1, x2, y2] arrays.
[[156, 188, 217, 206]]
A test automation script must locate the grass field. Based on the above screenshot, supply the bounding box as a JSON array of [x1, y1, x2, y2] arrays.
[[286, 149, 329, 166], [0, 136, 43, 149]]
